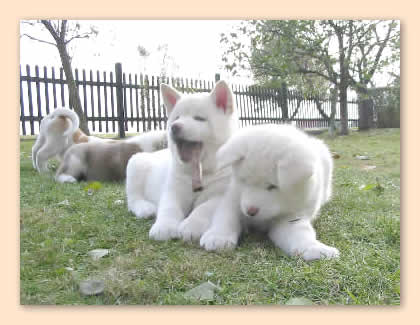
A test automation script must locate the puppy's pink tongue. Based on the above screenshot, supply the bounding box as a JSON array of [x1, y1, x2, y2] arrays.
[[191, 150, 203, 192], [177, 141, 203, 191]]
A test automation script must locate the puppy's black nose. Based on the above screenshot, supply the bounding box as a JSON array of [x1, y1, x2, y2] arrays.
[[171, 123, 181, 137], [246, 206, 259, 217]]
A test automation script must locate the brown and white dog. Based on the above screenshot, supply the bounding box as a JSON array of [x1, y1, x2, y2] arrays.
[[32, 108, 105, 172], [55, 127, 168, 183]]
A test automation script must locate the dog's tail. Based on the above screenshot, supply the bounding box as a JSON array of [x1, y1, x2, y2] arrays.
[[50, 108, 80, 137]]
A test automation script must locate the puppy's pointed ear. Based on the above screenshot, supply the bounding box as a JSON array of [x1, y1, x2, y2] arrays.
[[216, 139, 244, 170], [210, 80, 234, 114], [160, 83, 181, 116], [276, 156, 314, 189]]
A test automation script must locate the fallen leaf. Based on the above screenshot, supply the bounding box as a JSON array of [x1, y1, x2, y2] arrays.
[[184, 281, 221, 301], [285, 297, 314, 305], [57, 199, 70, 206], [332, 152, 340, 159], [79, 279, 105, 296], [84, 181, 103, 194], [88, 249, 109, 260], [356, 155, 369, 160], [360, 184, 376, 191], [362, 165, 377, 171]]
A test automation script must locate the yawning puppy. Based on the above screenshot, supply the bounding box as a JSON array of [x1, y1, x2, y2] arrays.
[[32, 107, 105, 172], [55, 130, 167, 183], [126, 80, 238, 241], [200, 124, 339, 261]]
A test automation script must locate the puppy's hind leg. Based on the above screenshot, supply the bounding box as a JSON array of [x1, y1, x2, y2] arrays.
[[32, 134, 45, 170], [126, 154, 156, 219], [36, 141, 58, 172]]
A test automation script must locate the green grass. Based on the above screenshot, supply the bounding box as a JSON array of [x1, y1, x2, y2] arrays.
[[20, 128, 400, 305]]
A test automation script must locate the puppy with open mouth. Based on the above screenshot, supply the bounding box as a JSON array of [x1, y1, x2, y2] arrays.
[[126, 80, 238, 241]]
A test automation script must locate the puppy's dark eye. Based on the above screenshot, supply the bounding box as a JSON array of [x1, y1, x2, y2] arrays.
[[193, 116, 207, 122], [266, 184, 278, 191]]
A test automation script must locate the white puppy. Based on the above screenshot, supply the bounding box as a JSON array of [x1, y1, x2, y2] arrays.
[[32, 107, 103, 172], [200, 124, 339, 261], [126, 80, 238, 241]]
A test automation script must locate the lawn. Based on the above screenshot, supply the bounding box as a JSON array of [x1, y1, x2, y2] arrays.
[[20, 128, 400, 305]]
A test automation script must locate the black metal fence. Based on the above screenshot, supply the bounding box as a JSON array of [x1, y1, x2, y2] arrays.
[[19, 63, 359, 136]]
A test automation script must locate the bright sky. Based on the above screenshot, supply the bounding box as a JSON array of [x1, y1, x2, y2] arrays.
[[20, 20, 398, 87], [20, 20, 249, 83]]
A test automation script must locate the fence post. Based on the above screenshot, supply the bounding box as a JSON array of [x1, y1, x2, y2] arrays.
[[358, 96, 374, 130], [115, 62, 126, 138], [280, 81, 289, 120], [215, 73, 220, 82]]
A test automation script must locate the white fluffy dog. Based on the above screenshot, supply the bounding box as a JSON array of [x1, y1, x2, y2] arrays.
[[32, 107, 103, 172], [126, 80, 238, 241], [200, 124, 339, 261]]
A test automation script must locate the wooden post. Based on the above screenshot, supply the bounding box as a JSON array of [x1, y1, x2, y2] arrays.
[[115, 63, 126, 138], [359, 97, 374, 130], [280, 81, 289, 120]]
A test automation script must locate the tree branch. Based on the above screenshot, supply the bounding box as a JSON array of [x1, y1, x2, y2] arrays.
[[20, 33, 56, 47]]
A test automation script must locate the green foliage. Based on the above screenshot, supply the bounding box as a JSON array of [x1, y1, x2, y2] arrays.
[[221, 20, 400, 95]]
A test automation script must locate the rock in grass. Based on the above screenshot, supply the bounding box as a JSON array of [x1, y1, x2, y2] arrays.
[[285, 297, 314, 305], [88, 249, 109, 260], [184, 281, 221, 301], [79, 279, 105, 296]]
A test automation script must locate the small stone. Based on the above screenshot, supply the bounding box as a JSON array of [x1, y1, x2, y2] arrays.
[[184, 281, 220, 301], [114, 199, 124, 205], [332, 152, 340, 159], [88, 249, 109, 260], [64, 267, 74, 271], [87, 189, 94, 196], [79, 279, 105, 296]]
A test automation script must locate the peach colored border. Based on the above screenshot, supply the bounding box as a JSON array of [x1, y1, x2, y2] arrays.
[[6, 1, 416, 323]]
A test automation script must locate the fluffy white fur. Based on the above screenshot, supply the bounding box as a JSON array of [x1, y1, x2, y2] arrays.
[[200, 124, 339, 261], [32, 107, 103, 172], [126, 80, 238, 241]]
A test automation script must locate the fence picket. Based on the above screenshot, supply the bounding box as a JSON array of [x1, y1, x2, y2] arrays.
[[19, 64, 359, 136]]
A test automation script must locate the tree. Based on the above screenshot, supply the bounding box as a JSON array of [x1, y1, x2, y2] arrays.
[[137, 45, 150, 74], [21, 20, 98, 135], [221, 20, 399, 135]]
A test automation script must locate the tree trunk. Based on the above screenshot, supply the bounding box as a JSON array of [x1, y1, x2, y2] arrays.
[[339, 82, 349, 135], [56, 42, 90, 135], [328, 87, 338, 136]]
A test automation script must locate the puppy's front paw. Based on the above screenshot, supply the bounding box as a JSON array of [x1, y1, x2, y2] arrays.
[[300, 243, 340, 261], [128, 200, 156, 219], [56, 174, 77, 183], [178, 217, 210, 242], [149, 220, 180, 241], [200, 231, 238, 251]]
